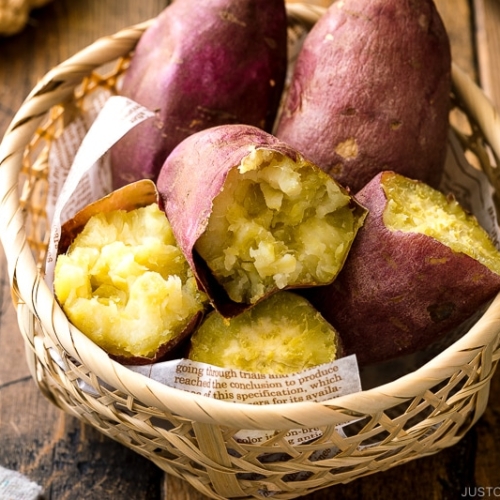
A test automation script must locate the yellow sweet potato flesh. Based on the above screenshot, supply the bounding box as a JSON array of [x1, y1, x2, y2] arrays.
[[383, 173, 500, 275], [195, 149, 358, 304], [188, 292, 339, 374], [54, 204, 206, 359]]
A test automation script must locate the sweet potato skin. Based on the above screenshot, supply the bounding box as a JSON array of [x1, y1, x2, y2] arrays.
[[304, 172, 500, 366], [275, 0, 451, 193], [110, 0, 288, 189]]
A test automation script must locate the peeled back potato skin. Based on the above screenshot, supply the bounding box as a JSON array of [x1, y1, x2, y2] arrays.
[[156, 124, 367, 318], [303, 171, 500, 366], [275, 0, 451, 193], [110, 0, 288, 189]]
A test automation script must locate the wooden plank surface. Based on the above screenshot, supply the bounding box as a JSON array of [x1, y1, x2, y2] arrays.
[[0, 1, 499, 499]]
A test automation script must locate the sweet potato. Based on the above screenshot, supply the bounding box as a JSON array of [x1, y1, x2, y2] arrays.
[[188, 291, 343, 375], [53, 180, 208, 365], [156, 124, 367, 317], [304, 171, 500, 366], [275, 0, 451, 193], [110, 0, 288, 189]]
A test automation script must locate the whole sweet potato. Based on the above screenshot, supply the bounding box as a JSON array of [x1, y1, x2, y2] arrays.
[[275, 0, 451, 193], [304, 171, 500, 366], [110, 0, 288, 189], [156, 124, 367, 317]]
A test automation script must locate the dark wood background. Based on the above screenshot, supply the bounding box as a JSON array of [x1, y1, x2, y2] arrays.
[[1, 0, 499, 498]]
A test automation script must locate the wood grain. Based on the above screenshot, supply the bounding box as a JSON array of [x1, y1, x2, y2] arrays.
[[0, 1, 499, 499]]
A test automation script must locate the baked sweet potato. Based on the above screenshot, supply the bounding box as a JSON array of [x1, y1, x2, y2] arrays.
[[53, 181, 208, 365], [304, 171, 500, 366], [110, 0, 288, 189], [275, 0, 451, 193], [156, 124, 367, 317], [188, 291, 342, 374]]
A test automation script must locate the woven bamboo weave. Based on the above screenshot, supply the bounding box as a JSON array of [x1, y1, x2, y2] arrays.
[[1, 3, 500, 499]]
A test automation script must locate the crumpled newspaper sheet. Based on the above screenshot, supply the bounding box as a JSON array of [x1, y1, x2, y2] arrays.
[[0, 466, 43, 500]]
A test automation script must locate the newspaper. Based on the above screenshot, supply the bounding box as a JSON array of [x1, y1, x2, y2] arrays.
[[131, 355, 360, 445]]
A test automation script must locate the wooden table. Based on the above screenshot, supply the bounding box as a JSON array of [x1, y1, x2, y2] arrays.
[[1, 1, 499, 498]]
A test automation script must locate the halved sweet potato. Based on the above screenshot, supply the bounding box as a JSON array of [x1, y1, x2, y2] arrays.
[[156, 124, 367, 317], [275, 0, 451, 193], [110, 0, 288, 189], [188, 291, 343, 375], [53, 181, 208, 365], [304, 171, 500, 366]]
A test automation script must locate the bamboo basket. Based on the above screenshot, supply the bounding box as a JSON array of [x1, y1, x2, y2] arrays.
[[2, 3, 500, 499]]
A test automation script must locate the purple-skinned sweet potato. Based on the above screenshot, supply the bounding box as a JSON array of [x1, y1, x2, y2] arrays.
[[156, 124, 367, 317], [275, 0, 451, 193], [303, 171, 500, 366], [110, 0, 288, 189]]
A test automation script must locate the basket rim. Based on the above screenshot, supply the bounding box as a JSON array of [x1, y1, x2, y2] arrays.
[[1, 3, 500, 429]]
